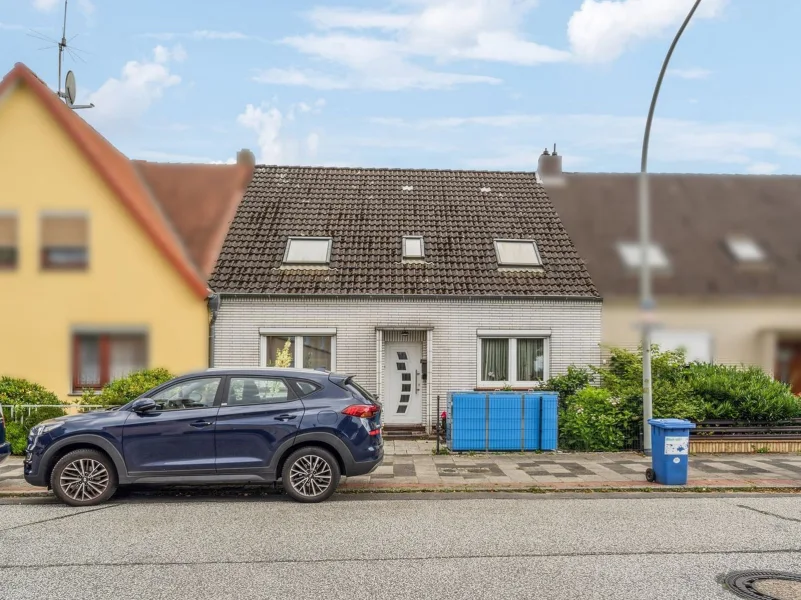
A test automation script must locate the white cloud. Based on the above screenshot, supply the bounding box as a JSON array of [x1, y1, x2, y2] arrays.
[[307, 132, 320, 157], [0, 22, 25, 30], [260, 34, 500, 90], [745, 162, 780, 175], [31, 0, 61, 11], [369, 112, 801, 173], [261, 0, 565, 90], [255, 68, 351, 90], [142, 30, 255, 41], [308, 7, 413, 30], [568, 0, 727, 63], [237, 104, 288, 164], [668, 67, 711, 80], [87, 46, 183, 124], [31, 0, 94, 18]]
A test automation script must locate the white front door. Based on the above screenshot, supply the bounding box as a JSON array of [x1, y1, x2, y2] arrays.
[[383, 343, 423, 425]]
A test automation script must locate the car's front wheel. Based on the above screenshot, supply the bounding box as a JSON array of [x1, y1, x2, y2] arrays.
[[50, 449, 118, 507], [282, 447, 341, 503]]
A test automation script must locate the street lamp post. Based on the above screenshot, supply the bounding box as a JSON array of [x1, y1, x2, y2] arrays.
[[640, 0, 703, 455]]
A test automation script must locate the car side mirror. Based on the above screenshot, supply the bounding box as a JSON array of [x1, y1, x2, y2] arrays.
[[131, 398, 157, 414]]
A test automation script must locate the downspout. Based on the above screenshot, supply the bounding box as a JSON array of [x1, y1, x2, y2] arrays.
[[207, 293, 220, 368]]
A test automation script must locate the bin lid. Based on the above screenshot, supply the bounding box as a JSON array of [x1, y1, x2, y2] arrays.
[[647, 418, 696, 430]]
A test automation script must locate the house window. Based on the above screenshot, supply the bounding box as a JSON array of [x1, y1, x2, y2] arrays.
[[73, 332, 147, 392], [41, 214, 89, 270], [652, 330, 712, 363], [494, 239, 542, 267], [477, 332, 549, 387], [0, 213, 18, 269], [617, 242, 669, 270], [402, 236, 425, 259], [726, 236, 766, 263], [260, 329, 336, 371], [283, 237, 332, 266]]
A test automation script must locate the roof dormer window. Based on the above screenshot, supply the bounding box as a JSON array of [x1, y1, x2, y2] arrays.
[[402, 236, 425, 259], [494, 239, 542, 267], [283, 237, 332, 266]]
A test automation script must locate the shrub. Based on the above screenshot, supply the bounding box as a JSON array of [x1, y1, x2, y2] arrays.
[[546, 365, 593, 409], [559, 387, 628, 451], [81, 368, 174, 407], [0, 377, 65, 454], [686, 363, 800, 422]]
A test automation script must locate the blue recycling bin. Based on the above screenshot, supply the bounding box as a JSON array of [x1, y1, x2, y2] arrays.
[[646, 418, 696, 485]]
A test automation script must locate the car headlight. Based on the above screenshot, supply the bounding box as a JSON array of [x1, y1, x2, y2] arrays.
[[30, 422, 62, 437]]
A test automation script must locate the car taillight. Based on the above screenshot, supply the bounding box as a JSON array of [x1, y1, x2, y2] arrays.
[[342, 404, 380, 418]]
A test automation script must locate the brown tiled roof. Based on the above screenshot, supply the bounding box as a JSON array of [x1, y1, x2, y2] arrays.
[[209, 166, 598, 298], [134, 161, 253, 278], [548, 173, 801, 297], [0, 63, 209, 298]]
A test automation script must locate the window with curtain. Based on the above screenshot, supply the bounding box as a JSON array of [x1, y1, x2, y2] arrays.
[[73, 333, 147, 392], [479, 336, 548, 387], [263, 333, 335, 370]]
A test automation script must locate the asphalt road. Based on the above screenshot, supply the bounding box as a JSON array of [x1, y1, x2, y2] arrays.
[[1, 492, 800, 600]]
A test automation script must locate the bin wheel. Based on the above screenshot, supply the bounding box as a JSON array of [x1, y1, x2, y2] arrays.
[[645, 468, 656, 483]]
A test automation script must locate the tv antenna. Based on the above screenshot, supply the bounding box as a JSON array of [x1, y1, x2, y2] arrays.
[[57, 0, 94, 110]]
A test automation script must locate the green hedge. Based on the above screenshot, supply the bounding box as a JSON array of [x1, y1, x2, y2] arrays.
[[0, 377, 65, 454], [80, 368, 174, 407], [550, 347, 801, 452]]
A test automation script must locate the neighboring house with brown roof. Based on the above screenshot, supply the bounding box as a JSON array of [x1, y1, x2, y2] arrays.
[[209, 165, 601, 433], [545, 153, 801, 393], [0, 63, 252, 399]]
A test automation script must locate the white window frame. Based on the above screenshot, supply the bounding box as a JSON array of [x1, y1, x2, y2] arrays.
[[402, 236, 425, 259], [476, 329, 551, 388], [617, 242, 669, 270], [259, 328, 337, 370], [493, 239, 542, 267], [283, 237, 332, 265]]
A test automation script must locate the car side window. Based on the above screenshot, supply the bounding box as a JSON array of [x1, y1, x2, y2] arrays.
[[151, 377, 221, 411], [227, 377, 290, 406], [293, 380, 321, 397]]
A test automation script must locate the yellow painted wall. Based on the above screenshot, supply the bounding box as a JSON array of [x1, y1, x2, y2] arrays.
[[0, 83, 208, 400], [602, 297, 801, 375]]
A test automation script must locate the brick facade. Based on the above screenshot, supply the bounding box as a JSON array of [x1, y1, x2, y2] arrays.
[[214, 296, 601, 432]]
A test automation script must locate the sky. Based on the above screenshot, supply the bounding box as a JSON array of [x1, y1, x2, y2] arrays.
[[1, 0, 799, 174]]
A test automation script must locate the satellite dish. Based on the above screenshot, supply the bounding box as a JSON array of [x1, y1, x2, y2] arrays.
[[64, 70, 76, 107]]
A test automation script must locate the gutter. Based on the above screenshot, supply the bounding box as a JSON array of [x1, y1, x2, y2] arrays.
[[213, 292, 603, 303], [207, 293, 221, 367]]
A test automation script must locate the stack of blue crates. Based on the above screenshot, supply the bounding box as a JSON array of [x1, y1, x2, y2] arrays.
[[447, 391, 558, 452]]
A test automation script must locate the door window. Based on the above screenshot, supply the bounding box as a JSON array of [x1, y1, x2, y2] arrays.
[[150, 377, 221, 411], [227, 377, 291, 406]]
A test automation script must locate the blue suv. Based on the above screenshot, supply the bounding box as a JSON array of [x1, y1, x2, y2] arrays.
[[24, 368, 383, 506]]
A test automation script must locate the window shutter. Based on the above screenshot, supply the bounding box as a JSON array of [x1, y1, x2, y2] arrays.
[[42, 216, 88, 247]]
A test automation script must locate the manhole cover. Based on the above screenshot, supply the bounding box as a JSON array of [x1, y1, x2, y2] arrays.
[[723, 571, 801, 599]]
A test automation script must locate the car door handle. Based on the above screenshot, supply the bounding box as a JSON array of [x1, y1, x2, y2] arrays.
[[189, 420, 213, 428], [274, 414, 298, 422]]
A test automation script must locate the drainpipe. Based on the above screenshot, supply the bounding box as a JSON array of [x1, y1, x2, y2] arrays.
[[207, 293, 221, 368]]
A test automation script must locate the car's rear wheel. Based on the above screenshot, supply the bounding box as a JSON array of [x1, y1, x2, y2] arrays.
[[50, 449, 118, 507], [282, 447, 341, 503]]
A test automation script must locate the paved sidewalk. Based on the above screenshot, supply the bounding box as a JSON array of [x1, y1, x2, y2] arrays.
[[2, 441, 800, 496]]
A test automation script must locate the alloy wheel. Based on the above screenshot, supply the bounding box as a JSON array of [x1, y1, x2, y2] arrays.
[[289, 455, 333, 497], [59, 458, 110, 502]]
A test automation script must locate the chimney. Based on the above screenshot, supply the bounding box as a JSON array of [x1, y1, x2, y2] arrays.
[[537, 144, 565, 187], [236, 148, 256, 168]]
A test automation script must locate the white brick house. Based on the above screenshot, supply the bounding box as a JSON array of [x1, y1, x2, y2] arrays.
[[209, 166, 601, 433]]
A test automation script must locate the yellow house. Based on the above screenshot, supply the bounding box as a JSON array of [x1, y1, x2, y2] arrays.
[[0, 63, 252, 400]]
